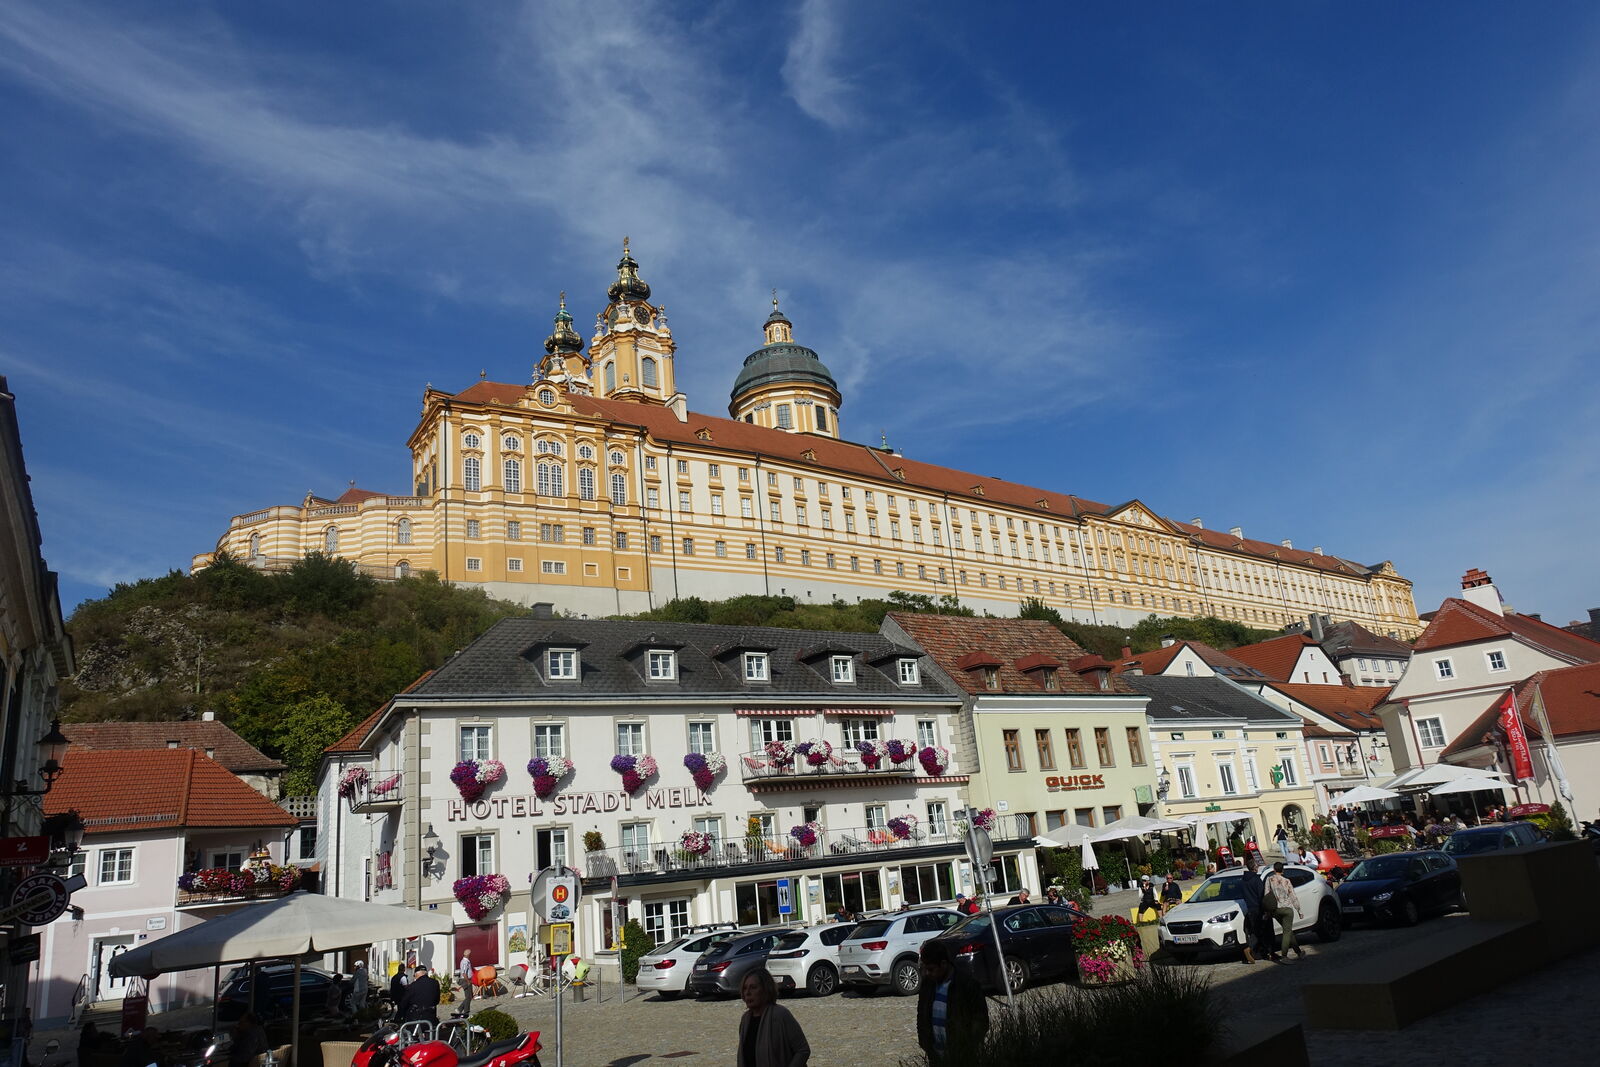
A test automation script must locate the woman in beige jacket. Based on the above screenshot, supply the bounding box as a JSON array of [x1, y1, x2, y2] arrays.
[[737, 968, 810, 1067]]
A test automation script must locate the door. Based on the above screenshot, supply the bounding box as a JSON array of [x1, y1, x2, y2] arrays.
[[1039, 906, 1077, 977], [92, 936, 137, 1000], [454, 923, 500, 979], [1000, 908, 1050, 976], [1284, 868, 1319, 930]]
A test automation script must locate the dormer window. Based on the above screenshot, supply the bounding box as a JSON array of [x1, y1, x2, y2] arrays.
[[1042, 668, 1059, 691], [897, 659, 920, 685], [547, 649, 578, 680], [743, 652, 770, 682], [983, 667, 1000, 690], [647, 650, 677, 681], [830, 655, 855, 684]]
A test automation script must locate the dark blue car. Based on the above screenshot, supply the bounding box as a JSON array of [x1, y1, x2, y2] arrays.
[[1335, 851, 1462, 926]]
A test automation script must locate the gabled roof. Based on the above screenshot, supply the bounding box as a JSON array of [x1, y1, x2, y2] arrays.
[[1113, 640, 1259, 678], [1122, 675, 1300, 725], [888, 613, 1138, 696], [1227, 633, 1321, 682], [1317, 619, 1412, 659], [1258, 682, 1389, 732], [336, 487, 386, 504], [62, 721, 285, 773], [45, 749, 296, 835], [1441, 661, 1600, 758], [325, 671, 436, 755], [1413, 598, 1600, 663]]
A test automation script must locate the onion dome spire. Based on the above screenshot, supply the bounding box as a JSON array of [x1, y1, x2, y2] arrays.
[[543, 291, 584, 355], [606, 236, 652, 302]]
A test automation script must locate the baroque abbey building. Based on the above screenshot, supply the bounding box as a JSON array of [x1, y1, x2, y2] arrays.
[[195, 244, 1422, 637]]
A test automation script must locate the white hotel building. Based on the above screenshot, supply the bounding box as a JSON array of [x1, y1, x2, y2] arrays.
[[317, 615, 1036, 978]]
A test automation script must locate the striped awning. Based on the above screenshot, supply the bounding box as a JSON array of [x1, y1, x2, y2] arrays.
[[734, 708, 894, 718]]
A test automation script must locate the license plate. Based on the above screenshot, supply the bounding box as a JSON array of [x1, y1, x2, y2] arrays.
[[1342, 906, 1364, 914], [694, 964, 707, 971], [842, 965, 862, 974], [1173, 934, 1197, 944]]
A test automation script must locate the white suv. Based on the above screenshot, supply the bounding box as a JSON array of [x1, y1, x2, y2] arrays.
[[766, 922, 858, 997], [838, 909, 962, 995], [1160, 863, 1341, 961], [635, 926, 740, 998]]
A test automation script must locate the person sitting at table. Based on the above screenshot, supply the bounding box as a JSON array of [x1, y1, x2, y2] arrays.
[[227, 1013, 268, 1067]]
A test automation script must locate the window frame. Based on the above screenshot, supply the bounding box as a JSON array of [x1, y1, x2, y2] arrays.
[[897, 659, 920, 685], [98, 847, 135, 886], [829, 655, 855, 684], [743, 652, 770, 682], [547, 648, 579, 681], [647, 650, 677, 681], [1003, 729, 1024, 772], [459, 724, 492, 763]]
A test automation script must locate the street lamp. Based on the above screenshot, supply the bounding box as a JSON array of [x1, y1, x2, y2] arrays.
[[4, 718, 70, 797], [1156, 769, 1171, 800], [421, 824, 441, 880]]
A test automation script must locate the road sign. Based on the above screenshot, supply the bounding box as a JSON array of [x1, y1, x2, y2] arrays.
[[8, 872, 69, 926], [547, 922, 573, 957], [964, 826, 993, 870], [532, 866, 581, 923], [0, 836, 49, 866], [775, 878, 793, 915]]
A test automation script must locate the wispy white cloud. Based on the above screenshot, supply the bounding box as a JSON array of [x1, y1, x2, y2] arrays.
[[782, 0, 855, 128]]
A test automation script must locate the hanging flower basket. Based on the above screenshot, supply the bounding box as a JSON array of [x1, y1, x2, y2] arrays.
[[336, 766, 370, 799], [683, 752, 727, 792], [679, 830, 714, 857], [178, 863, 304, 897], [1072, 914, 1145, 985], [856, 740, 888, 769], [918, 745, 950, 775], [452, 873, 511, 921], [795, 738, 833, 767], [610, 753, 658, 794], [885, 739, 918, 765], [789, 821, 822, 848], [449, 759, 505, 803], [971, 807, 998, 832], [764, 740, 796, 767], [887, 814, 919, 841], [526, 756, 573, 799]]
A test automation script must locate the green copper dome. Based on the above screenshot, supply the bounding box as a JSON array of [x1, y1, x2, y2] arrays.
[[543, 294, 584, 355], [730, 341, 839, 401]]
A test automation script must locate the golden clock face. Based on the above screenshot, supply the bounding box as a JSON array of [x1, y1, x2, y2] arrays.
[[633, 305, 651, 324]]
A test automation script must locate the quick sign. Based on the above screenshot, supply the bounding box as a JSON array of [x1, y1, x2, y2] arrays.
[[1045, 774, 1106, 791]]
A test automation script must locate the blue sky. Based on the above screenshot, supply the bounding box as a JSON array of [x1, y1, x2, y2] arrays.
[[2, 1, 1597, 624]]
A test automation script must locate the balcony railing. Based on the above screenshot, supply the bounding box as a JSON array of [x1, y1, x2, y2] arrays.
[[578, 814, 1031, 881], [737, 749, 922, 783], [345, 770, 404, 813]]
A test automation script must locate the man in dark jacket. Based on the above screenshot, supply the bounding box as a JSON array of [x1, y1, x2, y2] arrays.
[[397, 966, 441, 1024], [1236, 858, 1274, 964], [916, 940, 988, 1064]]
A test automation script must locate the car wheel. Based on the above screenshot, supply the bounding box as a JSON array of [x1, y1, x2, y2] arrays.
[[806, 963, 839, 997], [1400, 897, 1420, 926], [1315, 901, 1343, 943], [1002, 956, 1030, 994], [891, 958, 922, 996], [1455, 886, 1468, 912]]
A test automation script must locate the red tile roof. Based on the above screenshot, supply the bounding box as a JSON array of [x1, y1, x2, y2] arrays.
[[336, 487, 386, 504], [888, 613, 1138, 696], [1227, 633, 1321, 682], [1260, 682, 1388, 732], [1413, 598, 1600, 663], [63, 721, 285, 772], [45, 749, 296, 835], [1441, 661, 1600, 757], [1112, 640, 1255, 677], [444, 384, 1381, 577]]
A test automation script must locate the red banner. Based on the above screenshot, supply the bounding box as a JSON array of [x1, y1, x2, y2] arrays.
[[0, 836, 48, 866], [1496, 691, 1535, 782]]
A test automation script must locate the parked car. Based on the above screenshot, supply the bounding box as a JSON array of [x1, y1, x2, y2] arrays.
[[838, 908, 963, 996], [217, 964, 342, 1021], [766, 922, 857, 997], [1159, 864, 1340, 961], [636, 928, 742, 999], [1336, 851, 1462, 925], [685, 928, 785, 998], [928, 903, 1089, 993], [1441, 821, 1543, 858]]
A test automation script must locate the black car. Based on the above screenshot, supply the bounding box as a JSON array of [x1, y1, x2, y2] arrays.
[[1336, 851, 1462, 926], [1440, 822, 1542, 858], [217, 964, 343, 1021], [685, 927, 785, 997], [928, 903, 1088, 994]]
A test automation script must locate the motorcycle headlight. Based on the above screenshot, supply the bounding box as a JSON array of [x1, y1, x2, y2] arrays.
[[1371, 891, 1393, 903], [1206, 911, 1240, 924]]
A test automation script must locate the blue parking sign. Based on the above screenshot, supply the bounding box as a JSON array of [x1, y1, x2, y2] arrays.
[[776, 878, 793, 915]]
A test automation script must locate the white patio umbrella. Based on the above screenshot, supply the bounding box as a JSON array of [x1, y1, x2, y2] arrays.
[[1080, 838, 1100, 871], [1032, 822, 1095, 849], [1424, 777, 1514, 796], [1088, 814, 1190, 843], [110, 892, 452, 1063], [1336, 784, 1401, 804]]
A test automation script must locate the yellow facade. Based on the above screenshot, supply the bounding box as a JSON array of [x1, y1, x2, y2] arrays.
[[1152, 725, 1323, 845], [194, 247, 1422, 637]]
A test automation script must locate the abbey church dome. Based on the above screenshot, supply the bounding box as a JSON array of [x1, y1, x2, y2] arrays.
[[730, 340, 839, 400]]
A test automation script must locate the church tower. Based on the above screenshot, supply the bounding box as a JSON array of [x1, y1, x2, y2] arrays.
[[589, 239, 685, 419], [728, 294, 842, 438], [535, 292, 592, 394]]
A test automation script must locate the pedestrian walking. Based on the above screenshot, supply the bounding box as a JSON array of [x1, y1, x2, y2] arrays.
[[398, 965, 440, 1024], [457, 949, 474, 1012], [351, 960, 369, 1012], [1265, 862, 1305, 961], [1236, 857, 1271, 964], [917, 940, 988, 1066], [737, 967, 810, 1067], [1274, 825, 1292, 863]]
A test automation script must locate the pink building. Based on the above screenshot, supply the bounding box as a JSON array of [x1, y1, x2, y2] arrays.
[[37, 749, 300, 1025]]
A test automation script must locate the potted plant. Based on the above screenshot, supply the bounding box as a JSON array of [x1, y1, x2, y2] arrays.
[[527, 755, 573, 799], [449, 759, 505, 803], [789, 822, 821, 849], [764, 740, 796, 768], [1072, 914, 1144, 986], [683, 751, 727, 791], [918, 745, 950, 775], [856, 739, 887, 769], [609, 753, 658, 794], [452, 873, 511, 920], [795, 738, 833, 768], [679, 830, 714, 859], [583, 831, 606, 852]]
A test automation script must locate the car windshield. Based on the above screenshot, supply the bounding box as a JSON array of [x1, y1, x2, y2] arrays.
[[1347, 855, 1414, 880], [1187, 876, 1251, 903], [646, 937, 685, 957], [1442, 832, 1503, 856], [849, 920, 893, 940], [775, 933, 808, 951]]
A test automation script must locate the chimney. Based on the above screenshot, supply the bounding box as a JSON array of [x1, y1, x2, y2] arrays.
[[202, 710, 216, 721], [531, 601, 555, 619], [1160, 634, 1176, 648], [1309, 614, 1325, 642], [1121, 645, 1133, 660], [1191, 517, 1204, 529], [1525, 612, 1541, 622], [1312, 546, 1323, 555], [1459, 569, 1504, 616], [1228, 526, 1244, 539], [1280, 538, 1293, 549], [1590, 607, 1600, 629]]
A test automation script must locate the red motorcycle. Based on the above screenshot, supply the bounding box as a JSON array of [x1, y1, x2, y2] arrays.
[[354, 1025, 542, 1067]]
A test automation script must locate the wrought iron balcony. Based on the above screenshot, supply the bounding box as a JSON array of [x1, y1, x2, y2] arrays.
[[340, 770, 404, 813], [737, 749, 923, 784]]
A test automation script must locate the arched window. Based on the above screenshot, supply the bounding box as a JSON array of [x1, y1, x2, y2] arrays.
[[604, 362, 616, 391], [816, 405, 829, 433], [504, 458, 523, 493], [463, 456, 482, 492], [578, 467, 596, 500], [776, 404, 793, 429], [324, 526, 339, 555], [536, 439, 565, 456], [642, 357, 658, 388], [397, 519, 412, 545], [248, 532, 261, 558], [610, 472, 627, 506], [537, 461, 565, 497], [396, 560, 411, 578]]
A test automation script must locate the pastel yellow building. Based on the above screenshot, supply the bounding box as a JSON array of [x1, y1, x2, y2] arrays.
[[194, 244, 1422, 637]]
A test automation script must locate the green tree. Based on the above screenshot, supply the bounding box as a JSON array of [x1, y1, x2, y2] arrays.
[[619, 918, 652, 982], [275, 694, 358, 795], [1545, 800, 1577, 841], [280, 552, 375, 616]]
